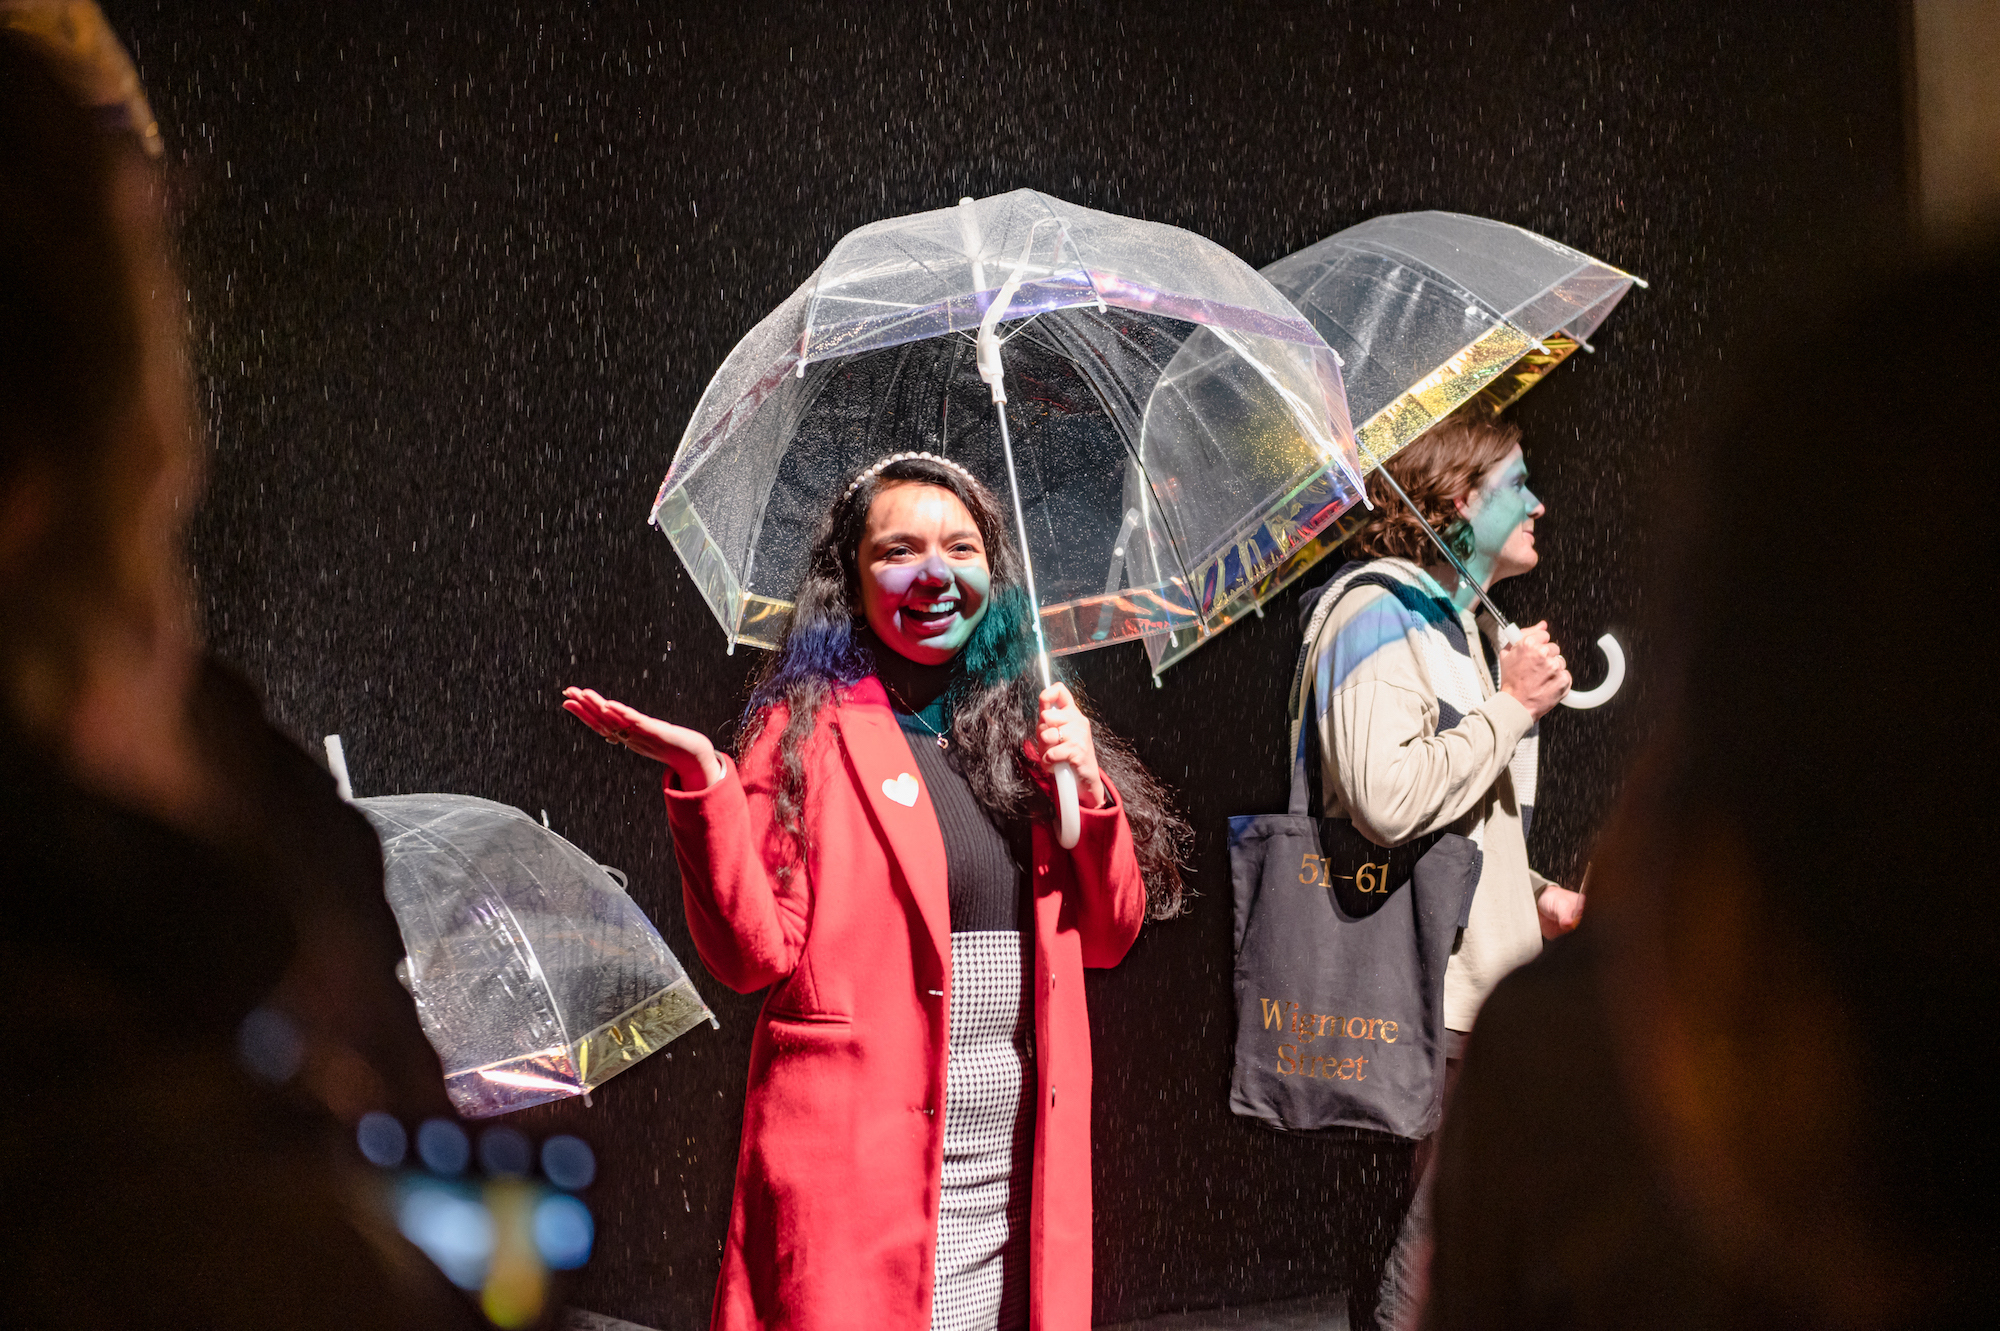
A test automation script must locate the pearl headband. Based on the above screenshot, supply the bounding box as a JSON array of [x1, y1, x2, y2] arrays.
[[841, 450, 980, 501]]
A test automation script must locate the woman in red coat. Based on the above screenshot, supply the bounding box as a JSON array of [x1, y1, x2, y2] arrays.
[[566, 453, 1188, 1331]]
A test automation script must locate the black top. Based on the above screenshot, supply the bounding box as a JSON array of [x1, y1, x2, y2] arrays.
[[874, 649, 1032, 936]]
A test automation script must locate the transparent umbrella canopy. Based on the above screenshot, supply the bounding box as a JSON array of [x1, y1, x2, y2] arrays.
[[360, 794, 716, 1119], [651, 186, 1365, 676], [1142, 210, 1643, 676]]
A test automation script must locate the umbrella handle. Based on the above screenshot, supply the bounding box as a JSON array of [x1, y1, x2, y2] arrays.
[[1053, 760, 1082, 849], [1559, 633, 1626, 709], [1494, 626, 1628, 709]]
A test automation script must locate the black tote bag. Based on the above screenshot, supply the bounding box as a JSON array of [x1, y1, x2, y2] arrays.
[[1227, 582, 1481, 1138]]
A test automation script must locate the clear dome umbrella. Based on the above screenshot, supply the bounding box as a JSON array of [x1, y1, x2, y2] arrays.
[[1141, 209, 1643, 698], [358, 792, 717, 1119], [652, 188, 1366, 839]]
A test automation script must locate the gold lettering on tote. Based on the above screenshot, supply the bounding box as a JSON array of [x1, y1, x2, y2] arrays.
[[1258, 996, 1402, 1077], [1271, 1046, 1374, 1082], [1352, 861, 1390, 893], [1299, 853, 1395, 893]]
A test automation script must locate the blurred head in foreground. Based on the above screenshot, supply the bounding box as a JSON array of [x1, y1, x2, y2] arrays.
[[0, 16, 486, 1329], [2, 6, 462, 1136], [0, 1, 205, 823], [1595, 252, 2000, 1325]]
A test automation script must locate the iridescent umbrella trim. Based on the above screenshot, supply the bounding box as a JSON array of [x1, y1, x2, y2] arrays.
[[1145, 321, 1577, 675], [442, 975, 715, 1119]]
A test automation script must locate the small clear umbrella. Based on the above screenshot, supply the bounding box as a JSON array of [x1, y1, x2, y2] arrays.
[[652, 188, 1366, 840], [1143, 210, 1642, 701], [359, 792, 716, 1119]]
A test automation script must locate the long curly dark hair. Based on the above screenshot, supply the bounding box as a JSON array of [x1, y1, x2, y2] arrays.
[[739, 454, 1190, 919]]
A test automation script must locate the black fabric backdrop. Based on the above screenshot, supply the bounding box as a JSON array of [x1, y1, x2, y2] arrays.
[[102, 1, 1907, 1323]]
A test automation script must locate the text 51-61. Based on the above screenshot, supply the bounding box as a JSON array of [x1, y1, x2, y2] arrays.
[[1298, 853, 1392, 893]]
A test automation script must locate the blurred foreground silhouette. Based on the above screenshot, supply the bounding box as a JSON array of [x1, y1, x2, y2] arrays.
[[0, 10, 480, 1327], [1422, 253, 2000, 1329]]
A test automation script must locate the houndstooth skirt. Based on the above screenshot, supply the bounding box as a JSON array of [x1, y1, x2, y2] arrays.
[[931, 931, 1035, 1331]]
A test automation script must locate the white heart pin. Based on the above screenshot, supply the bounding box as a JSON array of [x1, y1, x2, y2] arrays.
[[882, 772, 920, 807]]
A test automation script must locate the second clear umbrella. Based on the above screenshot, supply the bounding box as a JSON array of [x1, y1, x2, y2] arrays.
[[1143, 209, 1642, 700]]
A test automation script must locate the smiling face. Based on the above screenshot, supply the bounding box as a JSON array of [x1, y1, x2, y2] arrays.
[[856, 481, 992, 664], [1458, 444, 1546, 585]]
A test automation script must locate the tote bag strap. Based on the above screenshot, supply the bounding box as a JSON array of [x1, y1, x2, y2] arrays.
[[1286, 568, 1420, 818]]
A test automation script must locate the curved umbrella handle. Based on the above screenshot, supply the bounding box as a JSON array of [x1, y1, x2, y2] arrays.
[[1560, 633, 1627, 710], [1053, 760, 1082, 849]]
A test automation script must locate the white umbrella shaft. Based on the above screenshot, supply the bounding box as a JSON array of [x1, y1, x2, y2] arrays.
[[977, 303, 1082, 849]]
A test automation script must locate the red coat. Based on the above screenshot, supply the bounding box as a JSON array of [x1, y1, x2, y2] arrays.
[[662, 676, 1146, 1331]]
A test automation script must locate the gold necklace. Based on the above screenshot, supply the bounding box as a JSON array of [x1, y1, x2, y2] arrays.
[[886, 685, 950, 750]]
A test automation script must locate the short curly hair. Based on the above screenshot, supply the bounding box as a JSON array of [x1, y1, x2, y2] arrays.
[[1346, 413, 1523, 563]]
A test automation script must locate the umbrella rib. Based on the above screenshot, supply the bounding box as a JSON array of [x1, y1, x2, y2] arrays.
[[997, 310, 1049, 344], [1203, 323, 1367, 497]]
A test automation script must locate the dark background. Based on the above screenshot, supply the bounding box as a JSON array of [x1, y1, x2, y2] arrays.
[[105, 1, 1907, 1324]]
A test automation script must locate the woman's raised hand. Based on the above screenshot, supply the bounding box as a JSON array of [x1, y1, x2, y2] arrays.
[[1037, 683, 1107, 810], [562, 687, 723, 790]]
